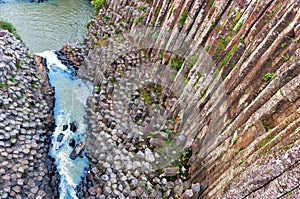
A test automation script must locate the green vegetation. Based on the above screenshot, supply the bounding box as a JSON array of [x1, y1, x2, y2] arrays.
[[25, 50, 30, 58], [0, 19, 21, 40], [114, 29, 120, 35], [259, 151, 265, 157], [258, 133, 277, 149], [264, 2, 284, 23], [260, 117, 272, 131], [280, 42, 287, 48], [139, 6, 146, 12], [135, 16, 143, 25], [240, 35, 245, 43], [238, 159, 246, 166], [283, 54, 290, 61], [208, 15, 221, 33], [151, 30, 160, 42], [147, 132, 155, 139], [171, 57, 184, 71], [20, 59, 25, 65], [263, 72, 275, 81], [179, 12, 188, 25], [209, 0, 215, 8], [200, 87, 208, 98], [155, 6, 161, 20], [205, 45, 211, 52], [234, 147, 243, 156], [170, 73, 176, 81], [140, 89, 151, 105], [9, 77, 16, 83], [187, 55, 199, 71], [86, 21, 91, 29], [20, 92, 25, 98], [91, 0, 106, 13], [225, 11, 243, 41], [17, 59, 25, 70], [168, 5, 175, 19], [292, 39, 299, 43], [192, 73, 202, 88], [232, 136, 240, 145], [217, 43, 238, 74], [235, 21, 243, 33], [151, 21, 155, 28], [95, 86, 101, 91]]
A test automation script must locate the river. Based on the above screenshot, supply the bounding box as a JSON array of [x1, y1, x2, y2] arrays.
[[38, 50, 92, 199], [1, 1, 94, 198], [0, 0, 93, 52]]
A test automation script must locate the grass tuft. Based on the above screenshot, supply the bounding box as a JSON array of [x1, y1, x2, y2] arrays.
[[0, 19, 21, 40]]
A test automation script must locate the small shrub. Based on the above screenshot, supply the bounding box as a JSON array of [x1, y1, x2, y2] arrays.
[[25, 50, 30, 58], [171, 57, 184, 71], [280, 42, 287, 48], [139, 6, 146, 12], [205, 45, 211, 51], [0, 19, 21, 40], [179, 12, 188, 25], [10, 77, 16, 83], [234, 147, 243, 156], [283, 54, 290, 61], [263, 72, 275, 81], [114, 29, 120, 35], [135, 16, 143, 25], [91, 0, 106, 13], [238, 159, 246, 166], [209, 0, 215, 7]]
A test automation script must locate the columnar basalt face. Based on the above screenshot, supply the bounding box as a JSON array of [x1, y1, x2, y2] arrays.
[[79, 0, 299, 198], [0, 30, 56, 198]]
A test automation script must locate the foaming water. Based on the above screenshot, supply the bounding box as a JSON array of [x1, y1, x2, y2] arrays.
[[0, 0, 93, 52], [38, 51, 92, 199]]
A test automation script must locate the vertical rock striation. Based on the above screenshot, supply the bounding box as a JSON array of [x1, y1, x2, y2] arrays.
[[66, 0, 299, 198]]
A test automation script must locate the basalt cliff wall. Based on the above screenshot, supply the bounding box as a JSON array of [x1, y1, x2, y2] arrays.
[[66, 0, 300, 198]]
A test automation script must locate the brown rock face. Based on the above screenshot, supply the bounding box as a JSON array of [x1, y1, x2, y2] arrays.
[[82, 0, 299, 198]]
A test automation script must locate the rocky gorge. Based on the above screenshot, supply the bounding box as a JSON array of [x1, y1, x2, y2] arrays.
[[1, 0, 300, 198], [0, 30, 57, 198]]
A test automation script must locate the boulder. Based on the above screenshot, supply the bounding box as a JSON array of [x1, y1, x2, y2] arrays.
[[56, 133, 64, 142], [70, 140, 85, 160], [69, 121, 77, 133]]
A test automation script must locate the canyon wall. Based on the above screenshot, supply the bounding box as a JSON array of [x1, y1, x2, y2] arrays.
[[76, 0, 300, 198], [0, 30, 56, 198]]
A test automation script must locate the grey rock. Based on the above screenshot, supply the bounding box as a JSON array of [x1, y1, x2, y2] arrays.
[[181, 189, 194, 199], [145, 148, 155, 162], [163, 167, 179, 177], [70, 140, 85, 160], [150, 138, 166, 147]]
